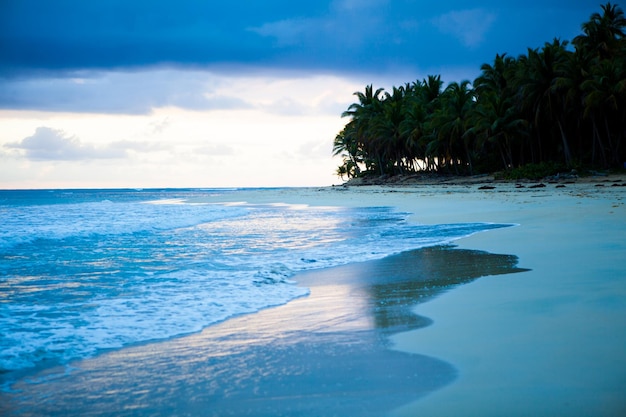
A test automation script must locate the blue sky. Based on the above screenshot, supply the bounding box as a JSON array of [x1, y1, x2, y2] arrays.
[[0, 0, 613, 188]]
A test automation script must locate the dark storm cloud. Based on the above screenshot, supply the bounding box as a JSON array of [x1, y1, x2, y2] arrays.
[[0, 1, 328, 74], [1, 0, 601, 75]]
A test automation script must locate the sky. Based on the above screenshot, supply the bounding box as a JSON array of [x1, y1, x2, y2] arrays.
[[0, 0, 614, 188]]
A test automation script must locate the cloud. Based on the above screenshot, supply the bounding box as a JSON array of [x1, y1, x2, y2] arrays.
[[146, 118, 171, 135], [332, 0, 389, 12], [249, 18, 318, 47], [5, 127, 122, 160], [108, 140, 168, 153], [4, 127, 164, 161], [0, 1, 603, 78], [0, 1, 606, 116], [1, 0, 428, 77], [0, 1, 331, 75], [193, 144, 236, 157], [298, 139, 333, 159], [0, 69, 361, 116], [432, 9, 497, 48], [248, 0, 392, 48], [0, 70, 253, 114]]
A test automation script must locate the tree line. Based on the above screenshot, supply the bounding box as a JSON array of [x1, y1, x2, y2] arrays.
[[333, 3, 626, 179]]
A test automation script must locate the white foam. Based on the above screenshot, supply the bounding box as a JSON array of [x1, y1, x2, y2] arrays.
[[0, 269, 308, 372], [0, 199, 249, 250]]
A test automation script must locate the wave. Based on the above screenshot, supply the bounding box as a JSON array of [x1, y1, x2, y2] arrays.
[[0, 194, 512, 376]]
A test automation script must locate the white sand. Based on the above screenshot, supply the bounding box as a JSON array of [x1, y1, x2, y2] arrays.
[[364, 182, 626, 417]]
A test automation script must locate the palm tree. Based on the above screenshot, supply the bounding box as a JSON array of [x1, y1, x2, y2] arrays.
[[429, 80, 476, 174], [553, 47, 594, 165], [331, 3, 626, 178], [468, 91, 528, 170], [373, 86, 410, 174], [421, 75, 444, 107], [341, 84, 385, 119], [581, 58, 626, 166], [574, 2, 626, 167], [339, 84, 385, 175], [574, 2, 626, 60], [474, 53, 516, 98], [516, 39, 573, 166], [333, 125, 361, 178], [472, 53, 528, 170], [399, 92, 428, 171]]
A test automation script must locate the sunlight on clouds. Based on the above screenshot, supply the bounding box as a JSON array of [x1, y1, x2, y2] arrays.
[[0, 71, 358, 188], [0, 69, 362, 117], [207, 74, 361, 116], [432, 9, 497, 48]]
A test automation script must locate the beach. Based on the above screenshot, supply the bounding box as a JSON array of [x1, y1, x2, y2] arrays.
[[2, 176, 625, 416], [387, 176, 626, 416]]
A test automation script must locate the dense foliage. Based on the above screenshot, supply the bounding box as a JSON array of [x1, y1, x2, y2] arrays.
[[333, 3, 626, 179]]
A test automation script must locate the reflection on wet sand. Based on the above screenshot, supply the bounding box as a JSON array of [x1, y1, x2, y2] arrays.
[[2, 246, 527, 417]]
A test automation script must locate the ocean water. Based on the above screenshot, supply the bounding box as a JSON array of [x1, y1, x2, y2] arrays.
[[0, 188, 510, 381]]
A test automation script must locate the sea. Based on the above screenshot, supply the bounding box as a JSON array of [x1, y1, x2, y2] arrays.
[[0, 188, 510, 387]]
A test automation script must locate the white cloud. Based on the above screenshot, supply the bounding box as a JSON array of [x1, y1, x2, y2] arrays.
[[4, 127, 168, 161], [108, 140, 168, 153], [192, 143, 236, 157], [5, 127, 123, 161], [145, 118, 171, 135], [432, 9, 497, 48], [201, 73, 362, 117]]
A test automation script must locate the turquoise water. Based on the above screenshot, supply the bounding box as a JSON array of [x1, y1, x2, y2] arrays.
[[0, 188, 510, 380]]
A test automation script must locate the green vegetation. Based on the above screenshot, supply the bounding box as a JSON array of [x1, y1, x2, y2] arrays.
[[333, 3, 626, 181], [495, 162, 570, 181]]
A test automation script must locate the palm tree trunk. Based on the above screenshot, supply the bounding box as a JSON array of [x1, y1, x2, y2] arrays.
[[592, 118, 608, 167], [464, 145, 473, 175], [497, 142, 508, 170], [536, 130, 544, 163], [604, 115, 617, 166], [557, 119, 572, 166]]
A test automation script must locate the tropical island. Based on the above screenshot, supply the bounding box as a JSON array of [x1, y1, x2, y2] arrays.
[[333, 3, 626, 183]]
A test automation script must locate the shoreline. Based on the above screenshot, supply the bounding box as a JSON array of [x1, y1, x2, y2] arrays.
[[2, 182, 625, 416], [1, 246, 526, 416]]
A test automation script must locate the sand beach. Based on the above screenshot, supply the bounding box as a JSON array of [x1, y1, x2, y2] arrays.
[[2, 175, 625, 416]]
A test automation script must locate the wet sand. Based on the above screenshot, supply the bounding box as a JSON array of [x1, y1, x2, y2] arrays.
[[1, 246, 527, 416]]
